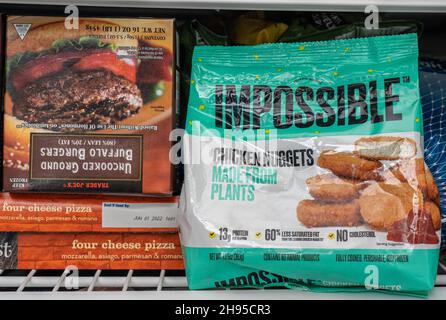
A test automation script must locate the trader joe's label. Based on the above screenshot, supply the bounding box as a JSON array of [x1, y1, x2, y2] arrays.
[[30, 133, 142, 181]]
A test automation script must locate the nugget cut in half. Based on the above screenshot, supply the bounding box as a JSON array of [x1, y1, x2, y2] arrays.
[[306, 174, 366, 203], [354, 136, 417, 160], [317, 151, 382, 181], [359, 183, 418, 231], [296, 199, 361, 227]]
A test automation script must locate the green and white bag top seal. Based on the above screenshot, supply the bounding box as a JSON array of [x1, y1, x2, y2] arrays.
[[179, 34, 441, 296]]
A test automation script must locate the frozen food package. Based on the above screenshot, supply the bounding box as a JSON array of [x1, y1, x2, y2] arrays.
[[0, 232, 183, 270], [178, 17, 228, 126], [179, 34, 440, 296], [3, 16, 175, 194], [0, 14, 5, 186], [278, 13, 422, 43], [419, 57, 446, 250], [229, 11, 288, 45], [0, 193, 179, 233]]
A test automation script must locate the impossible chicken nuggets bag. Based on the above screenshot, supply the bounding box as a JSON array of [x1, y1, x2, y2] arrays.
[[179, 34, 440, 295]]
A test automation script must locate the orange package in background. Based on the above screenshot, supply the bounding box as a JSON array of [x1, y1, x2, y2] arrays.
[[3, 16, 175, 194], [0, 193, 179, 232], [0, 232, 183, 270]]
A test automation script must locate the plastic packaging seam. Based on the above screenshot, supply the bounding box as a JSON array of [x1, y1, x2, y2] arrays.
[[191, 33, 419, 67]]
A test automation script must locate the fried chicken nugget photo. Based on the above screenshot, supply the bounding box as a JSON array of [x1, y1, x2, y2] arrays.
[[358, 183, 417, 231], [317, 151, 382, 181], [426, 201, 442, 231], [389, 158, 440, 206], [306, 174, 367, 203], [296, 199, 362, 227], [354, 136, 417, 160]]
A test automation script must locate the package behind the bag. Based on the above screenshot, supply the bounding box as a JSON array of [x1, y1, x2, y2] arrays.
[[179, 34, 440, 296], [419, 57, 446, 250]]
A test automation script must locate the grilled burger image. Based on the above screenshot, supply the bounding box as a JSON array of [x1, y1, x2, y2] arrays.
[[3, 17, 172, 172]]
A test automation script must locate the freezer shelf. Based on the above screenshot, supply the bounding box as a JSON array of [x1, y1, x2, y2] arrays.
[[3, 0, 446, 12], [0, 0, 445, 301], [0, 269, 444, 300]]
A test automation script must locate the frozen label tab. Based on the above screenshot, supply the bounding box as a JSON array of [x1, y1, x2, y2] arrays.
[[102, 202, 179, 228]]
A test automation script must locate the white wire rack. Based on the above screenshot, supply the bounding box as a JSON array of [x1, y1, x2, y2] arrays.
[[0, 267, 443, 300]]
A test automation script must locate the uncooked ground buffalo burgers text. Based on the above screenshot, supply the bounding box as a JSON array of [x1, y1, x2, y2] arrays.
[[12, 70, 143, 132]]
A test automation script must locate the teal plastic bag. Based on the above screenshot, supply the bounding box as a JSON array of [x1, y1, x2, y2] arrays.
[[180, 34, 440, 296]]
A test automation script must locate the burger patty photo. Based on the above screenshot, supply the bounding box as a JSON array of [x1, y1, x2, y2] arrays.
[[6, 35, 145, 132], [13, 69, 143, 132], [5, 19, 172, 133]]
